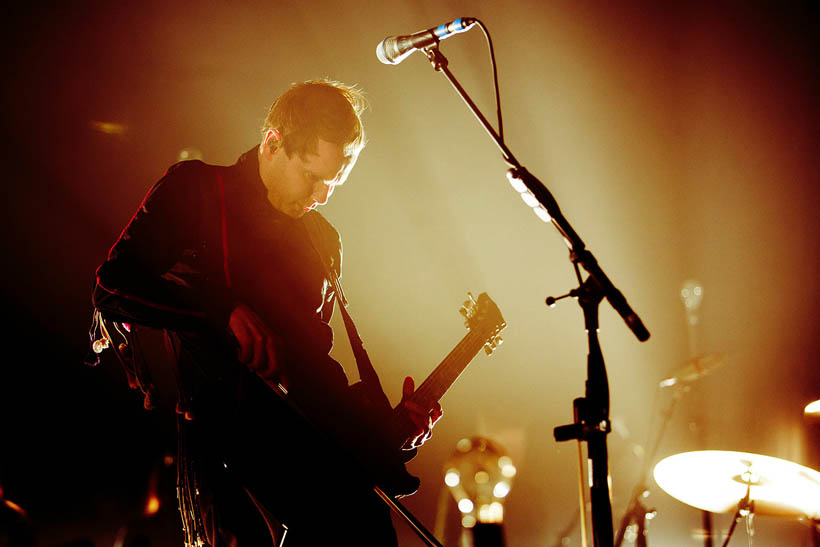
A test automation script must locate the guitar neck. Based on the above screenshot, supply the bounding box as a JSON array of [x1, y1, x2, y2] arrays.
[[412, 325, 493, 406]]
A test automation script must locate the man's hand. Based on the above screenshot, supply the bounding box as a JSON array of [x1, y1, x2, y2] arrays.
[[400, 376, 443, 450], [228, 303, 283, 384]]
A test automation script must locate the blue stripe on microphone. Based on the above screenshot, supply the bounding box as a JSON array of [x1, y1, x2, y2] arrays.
[[435, 18, 468, 39]]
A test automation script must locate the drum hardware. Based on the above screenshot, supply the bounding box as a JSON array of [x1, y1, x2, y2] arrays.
[[653, 450, 820, 546], [614, 351, 722, 547]]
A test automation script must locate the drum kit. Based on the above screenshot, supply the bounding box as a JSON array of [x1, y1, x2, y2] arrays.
[[612, 367, 820, 547], [613, 281, 820, 547]]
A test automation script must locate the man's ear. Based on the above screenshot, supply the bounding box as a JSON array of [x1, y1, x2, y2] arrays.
[[262, 128, 282, 156]]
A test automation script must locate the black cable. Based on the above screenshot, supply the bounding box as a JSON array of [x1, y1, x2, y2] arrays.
[[475, 19, 504, 145]]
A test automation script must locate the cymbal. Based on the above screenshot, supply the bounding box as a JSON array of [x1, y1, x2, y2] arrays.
[[653, 450, 820, 519]]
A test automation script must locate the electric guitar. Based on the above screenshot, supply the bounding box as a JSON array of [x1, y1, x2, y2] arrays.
[[259, 292, 505, 496]]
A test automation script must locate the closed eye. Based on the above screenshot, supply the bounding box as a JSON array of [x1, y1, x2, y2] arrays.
[[306, 170, 341, 189]]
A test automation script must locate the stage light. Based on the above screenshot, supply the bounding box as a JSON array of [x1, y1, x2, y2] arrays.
[[177, 147, 203, 162], [89, 120, 127, 136], [443, 436, 516, 532], [459, 498, 475, 513], [680, 279, 703, 312], [498, 456, 516, 478], [680, 279, 703, 329], [445, 468, 461, 487], [144, 494, 160, 516], [493, 481, 510, 498]]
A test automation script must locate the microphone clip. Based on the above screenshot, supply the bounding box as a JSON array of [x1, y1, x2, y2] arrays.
[[422, 44, 448, 71]]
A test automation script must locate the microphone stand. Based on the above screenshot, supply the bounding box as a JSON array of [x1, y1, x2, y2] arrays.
[[420, 45, 650, 547]]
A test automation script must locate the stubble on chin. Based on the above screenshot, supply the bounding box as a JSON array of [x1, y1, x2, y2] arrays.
[[290, 204, 308, 219]]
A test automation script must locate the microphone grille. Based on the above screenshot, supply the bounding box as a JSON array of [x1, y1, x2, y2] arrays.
[[376, 37, 399, 65]]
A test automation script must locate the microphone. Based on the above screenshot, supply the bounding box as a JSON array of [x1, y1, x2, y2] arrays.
[[376, 17, 477, 65], [658, 353, 725, 388]]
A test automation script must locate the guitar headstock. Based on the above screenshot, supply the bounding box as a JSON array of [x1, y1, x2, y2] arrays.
[[459, 292, 507, 355]]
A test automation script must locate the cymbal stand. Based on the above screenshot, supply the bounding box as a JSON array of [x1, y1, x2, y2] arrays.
[[613, 385, 684, 547], [720, 481, 755, 547], [681, 279, 715, 547], [613, 485, 654, 547]]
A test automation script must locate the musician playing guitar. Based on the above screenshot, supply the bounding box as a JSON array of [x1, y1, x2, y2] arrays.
[[90, 80, 442, 546]]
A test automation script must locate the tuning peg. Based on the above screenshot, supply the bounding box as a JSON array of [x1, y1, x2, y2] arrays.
[[461, 292, 478, 321], [482, 335, 503, 356]]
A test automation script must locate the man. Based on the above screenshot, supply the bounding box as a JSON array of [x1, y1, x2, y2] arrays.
[[91, 80, 441, 545]]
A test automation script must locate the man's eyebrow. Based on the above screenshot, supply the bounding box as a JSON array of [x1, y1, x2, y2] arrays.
[[305, 169, 329, 183]]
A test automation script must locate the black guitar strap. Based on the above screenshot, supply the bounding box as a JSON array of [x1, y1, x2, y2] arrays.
[[302, 214, 392, 410], [301, 215, 446, 547]]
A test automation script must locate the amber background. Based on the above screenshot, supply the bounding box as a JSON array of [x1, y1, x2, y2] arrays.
[[2, 1, 818, 545]]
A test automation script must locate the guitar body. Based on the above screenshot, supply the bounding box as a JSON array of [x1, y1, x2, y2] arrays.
[[347, 381, 422, 497]]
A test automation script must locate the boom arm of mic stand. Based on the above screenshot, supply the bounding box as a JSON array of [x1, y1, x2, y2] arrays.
[[421, 46, 649, 343], [512, 167, 649, 342]]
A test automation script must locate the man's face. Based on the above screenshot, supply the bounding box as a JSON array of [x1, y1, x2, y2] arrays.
[[260, 137, 350, 219]]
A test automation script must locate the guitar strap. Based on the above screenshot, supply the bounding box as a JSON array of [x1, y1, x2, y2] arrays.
[[302, 214, 392, 410], [295, 217, 447, 547]]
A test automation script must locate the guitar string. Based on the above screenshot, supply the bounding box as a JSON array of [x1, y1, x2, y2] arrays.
[[416, 333, 479, 401], [394, 329, 490, 439], [415, 326, 494, 403]]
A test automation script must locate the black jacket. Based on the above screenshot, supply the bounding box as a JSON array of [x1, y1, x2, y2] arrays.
[[92, 147, 353, 419]]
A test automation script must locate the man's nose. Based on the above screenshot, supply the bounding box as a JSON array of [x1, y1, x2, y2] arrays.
[[312, 182, 333, 205]]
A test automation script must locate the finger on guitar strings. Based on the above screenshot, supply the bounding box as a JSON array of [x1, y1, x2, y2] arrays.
[[404, 400, 441, 426], [404, 400, 430, 425], [402, 375, 415, 399], [430, 402, 443, 424]]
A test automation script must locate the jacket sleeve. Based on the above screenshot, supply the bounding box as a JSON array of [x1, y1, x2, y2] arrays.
[[93, 161, 236, 332]]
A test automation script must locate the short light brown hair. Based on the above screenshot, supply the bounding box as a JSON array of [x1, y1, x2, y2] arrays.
[[262, 79, 367, 162]]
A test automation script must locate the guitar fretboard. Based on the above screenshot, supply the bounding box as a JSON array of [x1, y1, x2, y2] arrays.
[[413, 325, 494, 404], [388, 294, 504, 448]]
